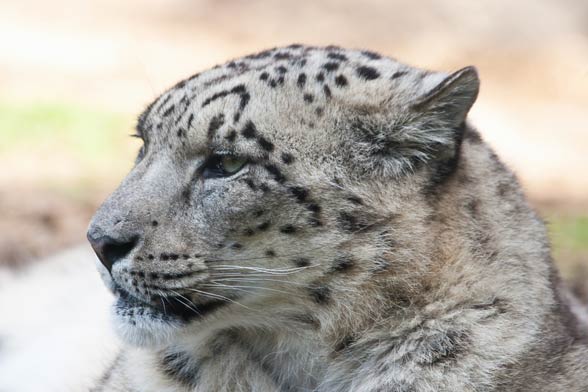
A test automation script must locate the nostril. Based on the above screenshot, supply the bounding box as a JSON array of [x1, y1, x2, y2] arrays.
[[103, 237, 138, 265], [88, 233, 139, 273]]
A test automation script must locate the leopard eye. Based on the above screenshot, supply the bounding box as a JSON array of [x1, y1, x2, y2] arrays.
[[202, 154, 247, 179]]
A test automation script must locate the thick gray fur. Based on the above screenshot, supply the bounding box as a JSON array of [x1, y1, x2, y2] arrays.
[[88, 45, 588, 391]]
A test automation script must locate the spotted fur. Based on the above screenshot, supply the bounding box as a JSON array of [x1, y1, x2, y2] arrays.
[[88, 45, 588, 391]]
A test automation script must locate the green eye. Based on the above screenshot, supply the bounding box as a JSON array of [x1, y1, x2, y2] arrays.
[[202, 154, 247, 179], [221, 156, 247, 174]]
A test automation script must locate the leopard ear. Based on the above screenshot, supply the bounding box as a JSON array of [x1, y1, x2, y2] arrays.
[[410, 66, 479, 127]]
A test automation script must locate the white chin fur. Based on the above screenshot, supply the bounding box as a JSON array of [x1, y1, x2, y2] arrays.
[[111, 306, 183, 347]]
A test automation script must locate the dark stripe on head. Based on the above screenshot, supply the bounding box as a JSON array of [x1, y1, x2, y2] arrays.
[[207, 114, 225, 139]]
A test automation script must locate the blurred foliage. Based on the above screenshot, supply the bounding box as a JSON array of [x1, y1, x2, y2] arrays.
[[550, 215, 588, 252], [0, 100, 133, 158], [0, 101, 138, 185]]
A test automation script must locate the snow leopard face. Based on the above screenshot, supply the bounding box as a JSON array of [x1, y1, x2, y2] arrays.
[[87, 45, 478, 346]]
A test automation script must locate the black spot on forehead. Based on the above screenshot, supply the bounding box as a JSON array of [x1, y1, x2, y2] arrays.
[[247, 49, 272, 60], [275, 65, 288, 74], [335, 75, 348, 87], [391, 70, 408, 79], [257, 135, 275, 152], [327, 52, 348, 61], [273, 52, 291, 60], [239, 93, 250, 111], [297, 73, 307, 88], [157, 94, 173, 111], [260, 72, 269, 81], [173, 79, 187, 89], [241, 121, 257, 139], [323, 85, 332, 99], [303, 94, 314, 103], [361, 50, 382, 60], [207, 114, 225, 139], [281, 152, 295, 165], [316, 73, 325, 82], [322, 62, 340, 72], [186, 113, 195, 129], [356, 66, 380, 80], [225, 129, 237, 142], [162, 105, 175, 117]]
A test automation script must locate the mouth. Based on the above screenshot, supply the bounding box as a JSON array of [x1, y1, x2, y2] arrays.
[[113, 285, 229, 323]]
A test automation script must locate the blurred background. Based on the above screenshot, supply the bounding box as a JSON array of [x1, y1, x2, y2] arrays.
[[0, 1, 587, 390], [0, 0, 587, 288]]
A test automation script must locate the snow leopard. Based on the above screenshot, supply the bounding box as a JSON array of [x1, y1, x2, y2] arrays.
[[87, 44, 588, 391]]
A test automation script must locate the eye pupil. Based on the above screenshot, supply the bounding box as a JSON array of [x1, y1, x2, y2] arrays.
[[202, 154, 246, 179]]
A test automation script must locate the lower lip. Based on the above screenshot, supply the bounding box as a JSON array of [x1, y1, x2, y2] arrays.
[[114, 290, 229, 322]]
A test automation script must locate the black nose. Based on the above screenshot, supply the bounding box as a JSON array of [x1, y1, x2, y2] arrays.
[[87, 231, 138, 273]]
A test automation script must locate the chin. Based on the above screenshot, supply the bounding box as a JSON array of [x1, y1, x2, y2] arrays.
[[111, 296, 185, 347], [108, 286, 233, 347]]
